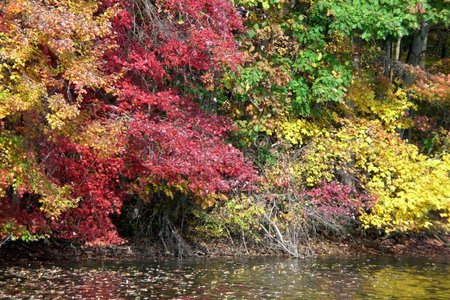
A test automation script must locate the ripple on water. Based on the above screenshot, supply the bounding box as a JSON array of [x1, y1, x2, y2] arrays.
[[0, 256, 449, 299]]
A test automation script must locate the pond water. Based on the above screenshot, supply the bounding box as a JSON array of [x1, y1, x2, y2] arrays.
[[0, 256, 449, 299]]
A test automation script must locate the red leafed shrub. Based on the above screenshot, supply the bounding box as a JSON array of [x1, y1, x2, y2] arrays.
[[0, 196, 49, 239], [43, 0, 254, 244], [104, 0, 257, 199], [407, 66, 450, 104], [41, 139, 126, 245], [305, 181, 363, 224]]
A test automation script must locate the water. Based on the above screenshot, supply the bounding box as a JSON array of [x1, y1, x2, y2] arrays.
[[0, 256, 449, 299]]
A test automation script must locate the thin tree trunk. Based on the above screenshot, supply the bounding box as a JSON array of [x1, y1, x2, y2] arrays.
[[384, 37, 392, 77], [394, 36, 401, 62], [352, 31, 363, 70], [391, 36, 402, 81]]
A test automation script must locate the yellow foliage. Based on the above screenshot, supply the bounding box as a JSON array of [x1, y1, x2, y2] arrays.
[[361, 153, 450, 233], [346, 76, 415, 130], [46, 94, 80, 130], [274, 119, 449, 233], [194, 194, 264, 240], [38, 185, 79, 220], [275, 118, 326, 145], [0, 78, 46, 119], [77, 119, 126, 157], [0, 0, 116, 137], [198, 193, 229, 209]]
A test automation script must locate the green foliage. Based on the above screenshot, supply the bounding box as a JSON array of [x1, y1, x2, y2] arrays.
[[219, 0, 357, 154], [313, 0, 421, 39], [194, 195, 265, 241], [1, 220, 45, 242]]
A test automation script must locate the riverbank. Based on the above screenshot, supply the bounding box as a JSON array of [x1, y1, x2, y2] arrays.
[[0, 235, 448, 265]]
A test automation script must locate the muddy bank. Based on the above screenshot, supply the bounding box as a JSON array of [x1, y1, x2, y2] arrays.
[[0, 235, 448, 265]]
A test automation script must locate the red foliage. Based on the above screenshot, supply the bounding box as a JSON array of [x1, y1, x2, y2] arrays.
[[40, 139, 126, 245], [0, 196, 49, 237], [3, 0, 256, 244], [407, 66, 450, 103], [102, 0, 256, 198], [413, 116, 434, 133], [305, 181, 364, 222], [0, 0, 256, 245]]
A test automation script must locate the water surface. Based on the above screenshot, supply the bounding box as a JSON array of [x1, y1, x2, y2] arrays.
[[0, 256, 448, 299]]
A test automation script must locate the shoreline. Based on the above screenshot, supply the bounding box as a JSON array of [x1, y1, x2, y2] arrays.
[[1, 235, 448, 265]]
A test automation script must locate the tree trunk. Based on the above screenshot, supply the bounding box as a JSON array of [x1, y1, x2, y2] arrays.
[[352, 32, 363, 70], [419, 29, 428, 69], [394, 36, 401, 62], [440, 29, 449, 59], [407, 22, 429, 67], [391, 37, 402, 81], [384, 37, 392, 77]]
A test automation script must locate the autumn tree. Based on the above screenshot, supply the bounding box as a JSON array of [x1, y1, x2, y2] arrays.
[[0, 0, 118, 242], [0, 0, 257, 245]]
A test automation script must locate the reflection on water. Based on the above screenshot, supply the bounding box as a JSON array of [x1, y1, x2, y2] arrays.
[[0, 256, 448, 299]]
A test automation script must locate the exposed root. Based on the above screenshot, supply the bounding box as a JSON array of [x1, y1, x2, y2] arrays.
[[159, 215, 193, 258]]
